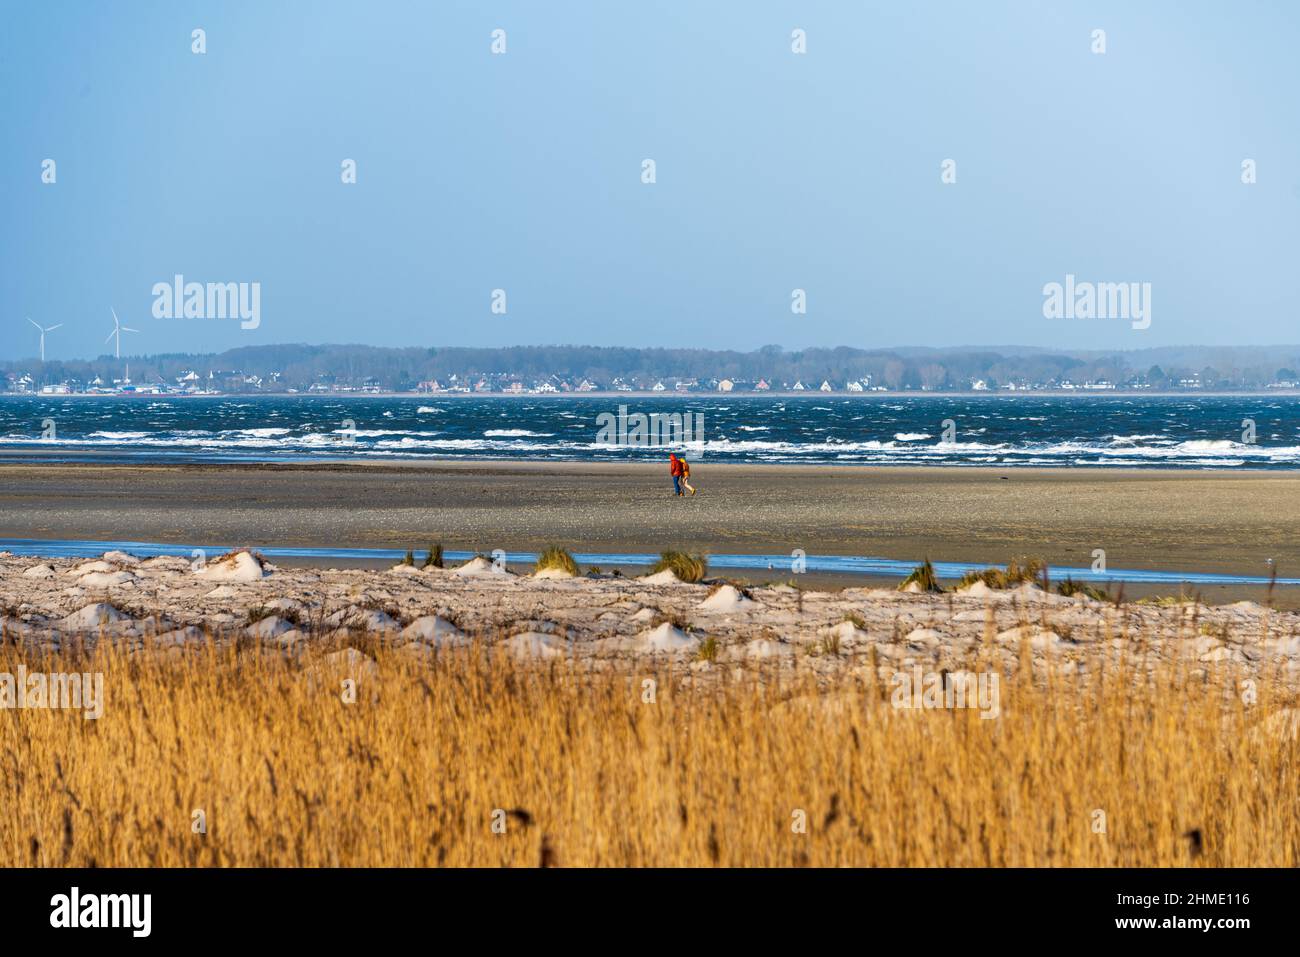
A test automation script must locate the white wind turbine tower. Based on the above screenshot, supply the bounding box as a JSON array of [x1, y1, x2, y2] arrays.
[[27, 317, 63, 362], [106, 307, 139, 359]]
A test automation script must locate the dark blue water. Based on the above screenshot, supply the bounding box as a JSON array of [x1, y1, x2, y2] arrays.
[[2, 394, 1298, 468]]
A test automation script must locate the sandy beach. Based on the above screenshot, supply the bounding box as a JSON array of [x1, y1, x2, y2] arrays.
[[2, 458, 1297, 592]]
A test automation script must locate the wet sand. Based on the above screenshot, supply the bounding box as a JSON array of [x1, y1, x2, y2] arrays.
[[1, 459, 1297, 593]]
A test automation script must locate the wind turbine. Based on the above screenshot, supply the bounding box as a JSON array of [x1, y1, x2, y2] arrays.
[[106, 307, 139, 359], [27, 317, 62, 362]]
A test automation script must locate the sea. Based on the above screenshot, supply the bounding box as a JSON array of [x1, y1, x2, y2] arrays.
[[2, 393, 1299, 469]]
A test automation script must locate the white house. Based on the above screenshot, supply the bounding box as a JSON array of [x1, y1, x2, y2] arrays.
[[717, 379, 734, 392]]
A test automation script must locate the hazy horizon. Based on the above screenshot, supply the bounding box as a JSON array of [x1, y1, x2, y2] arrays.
[[4, 1, 1298, 361], [12, 340, 1300, 367], [10, 331, 1300, 368]]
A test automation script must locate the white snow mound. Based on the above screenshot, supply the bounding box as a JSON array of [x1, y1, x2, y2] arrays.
[[455, 557, 509, 578], [640, 569, 681, 585], [630, 622, 699, 653], [60, 603, 131, 630], [78, 571, 136, 588], [399, 615, 465, 645], [246, 616, 294, 639], [501, 632, 567, 659], [699, 585, 755, 612], [533, 566, 576, 580], [197, 551, 267, 582]]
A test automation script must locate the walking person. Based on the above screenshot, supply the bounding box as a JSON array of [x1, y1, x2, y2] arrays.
[[680, 457, 696, 496], [668, 453, 684, 496]]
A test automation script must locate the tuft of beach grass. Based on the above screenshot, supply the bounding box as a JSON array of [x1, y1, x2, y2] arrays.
[[535, 546, 579, 576], [898, 559, 943, 593], [651, 551, 708, 583], [957, 556, 1047, 590], [1056, 577, 1108, 601]]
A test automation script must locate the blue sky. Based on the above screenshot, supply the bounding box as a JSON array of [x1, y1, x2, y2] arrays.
[[2, 0, 1297, 360]]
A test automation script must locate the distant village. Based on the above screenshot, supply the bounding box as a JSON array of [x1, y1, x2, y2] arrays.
[[8, 367, 1300, 396], [4, 343, 1299, 396]]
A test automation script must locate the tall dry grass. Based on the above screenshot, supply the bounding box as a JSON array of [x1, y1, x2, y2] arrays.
[[1, 637, 1296, 867]]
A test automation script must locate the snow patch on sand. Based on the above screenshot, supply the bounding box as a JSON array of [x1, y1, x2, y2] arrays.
[[61, 603, 131, 630], [246, 616, 295, 639], [640, 569, 682, 585], [197, 551, 267, 583], [699, 585, 755, 612], [729, 638, 794, 660], [455, 557, 510, 578], [399, 615, 465, 645], [78, 571, 137, 589], [533, 566, 576, 580], [501, 632, 567, 659], [629, 622, 699, 653]]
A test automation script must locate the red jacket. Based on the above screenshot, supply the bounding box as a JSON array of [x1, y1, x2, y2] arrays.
[[669, 456, 683, 476]]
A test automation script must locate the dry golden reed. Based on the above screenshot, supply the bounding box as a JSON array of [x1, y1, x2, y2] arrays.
[[1, 638, 1296, 867]]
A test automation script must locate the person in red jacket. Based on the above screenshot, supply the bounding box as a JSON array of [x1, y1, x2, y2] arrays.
[[669, 453, 684, 496]]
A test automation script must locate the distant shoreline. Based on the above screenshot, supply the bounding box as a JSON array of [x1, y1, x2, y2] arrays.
[[5, 390, 1300, 399]]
